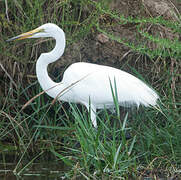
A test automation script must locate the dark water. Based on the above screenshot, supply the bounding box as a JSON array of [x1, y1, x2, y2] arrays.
[[0, 162, 68, 180]]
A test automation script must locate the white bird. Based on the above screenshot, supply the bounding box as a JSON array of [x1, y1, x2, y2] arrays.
[[7, 23, 159, 128]]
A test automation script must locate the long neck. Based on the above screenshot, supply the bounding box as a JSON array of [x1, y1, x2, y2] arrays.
[[36, 31, 66, 99]]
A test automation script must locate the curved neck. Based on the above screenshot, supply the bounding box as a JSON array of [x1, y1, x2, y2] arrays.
[[36, 30, 66, 98]]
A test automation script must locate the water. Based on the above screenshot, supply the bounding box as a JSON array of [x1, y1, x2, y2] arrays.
[[0, 162, 68, 180]]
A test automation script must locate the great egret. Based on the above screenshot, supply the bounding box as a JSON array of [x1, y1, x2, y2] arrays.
[[7, 23, 159, 128]]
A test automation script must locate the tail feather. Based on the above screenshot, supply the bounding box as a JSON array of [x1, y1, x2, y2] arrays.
[[139, 86, 159, 107]]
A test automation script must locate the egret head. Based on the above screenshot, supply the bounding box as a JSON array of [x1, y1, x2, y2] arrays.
[[7, 23, 63, 41]]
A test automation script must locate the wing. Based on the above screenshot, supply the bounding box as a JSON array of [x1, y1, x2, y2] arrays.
[[62, 62, 158, 108]]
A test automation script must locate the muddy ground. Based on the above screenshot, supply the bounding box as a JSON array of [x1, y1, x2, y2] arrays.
[[58, 0, 181, 69]]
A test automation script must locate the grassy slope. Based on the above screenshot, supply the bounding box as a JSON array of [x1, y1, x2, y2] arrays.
[[0, 0, 181, 179]]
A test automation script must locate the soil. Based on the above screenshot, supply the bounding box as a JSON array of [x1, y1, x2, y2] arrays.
[[51, 0, 181, 81]]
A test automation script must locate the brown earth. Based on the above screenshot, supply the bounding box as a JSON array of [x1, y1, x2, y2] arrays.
[[53, 0, 180, 80]]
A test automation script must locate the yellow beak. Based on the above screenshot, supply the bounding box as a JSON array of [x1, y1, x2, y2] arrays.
[[7, 28, 43, 42]]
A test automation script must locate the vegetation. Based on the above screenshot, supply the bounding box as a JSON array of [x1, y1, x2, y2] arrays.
[[0, 0, 180, 179]]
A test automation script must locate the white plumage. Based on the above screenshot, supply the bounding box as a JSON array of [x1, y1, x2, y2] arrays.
[[7, 23, 159, 128]]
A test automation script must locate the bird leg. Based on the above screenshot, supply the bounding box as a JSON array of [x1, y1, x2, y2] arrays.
[[90, 107, 97, 128], [84, 103, 97, 128]]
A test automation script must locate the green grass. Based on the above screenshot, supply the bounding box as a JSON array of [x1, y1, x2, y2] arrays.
[[0, 0, 181, 179]]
